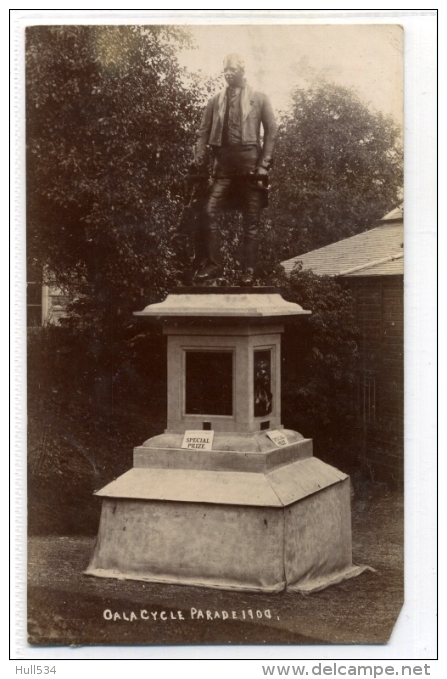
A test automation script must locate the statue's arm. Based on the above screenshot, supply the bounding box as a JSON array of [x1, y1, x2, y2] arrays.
[[258, 94, 278, 169], [195, 98, 214, 167]]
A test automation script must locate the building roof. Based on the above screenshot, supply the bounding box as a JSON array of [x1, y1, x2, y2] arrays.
[[380, 204, 403, 222], [281, 217, 404, 278]]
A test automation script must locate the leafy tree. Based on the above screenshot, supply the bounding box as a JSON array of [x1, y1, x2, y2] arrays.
[[26, 36, 398, 485], [279, 266, 361, 468], [261, 81, 403, 266], [26, 25, 210, 327]]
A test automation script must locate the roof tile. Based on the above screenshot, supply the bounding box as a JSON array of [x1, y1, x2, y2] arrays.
[[281, 223, 404, 277]]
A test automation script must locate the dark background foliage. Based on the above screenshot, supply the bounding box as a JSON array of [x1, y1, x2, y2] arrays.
[[26, 26, 403, 534], [26, 25, 214, 313]]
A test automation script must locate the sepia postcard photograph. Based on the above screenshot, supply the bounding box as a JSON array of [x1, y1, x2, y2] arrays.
[[13, 11, 435, 659]]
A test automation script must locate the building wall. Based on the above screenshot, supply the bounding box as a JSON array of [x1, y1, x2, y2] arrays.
[[346, 275, 404, 486]]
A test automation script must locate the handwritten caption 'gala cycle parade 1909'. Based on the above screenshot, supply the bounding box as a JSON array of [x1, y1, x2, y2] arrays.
[[103, 607, 276, 622]]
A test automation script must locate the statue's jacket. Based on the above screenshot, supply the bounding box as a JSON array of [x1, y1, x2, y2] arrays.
[[196, 82, 277, 168]]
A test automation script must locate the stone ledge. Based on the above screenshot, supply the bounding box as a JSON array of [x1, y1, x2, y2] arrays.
[[141, 428, 303, 450], [134, 435, 312, 473], [134, 292, 311, 319], [173, 286, 278, 294], [95, 456, 346, 507]]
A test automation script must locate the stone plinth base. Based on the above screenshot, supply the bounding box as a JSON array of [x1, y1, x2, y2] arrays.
[[87, 290, 370, 592], [86, 436, 370, 592]]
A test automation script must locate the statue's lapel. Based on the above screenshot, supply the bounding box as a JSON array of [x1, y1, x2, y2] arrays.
[[241, 83, 255, 122], [217, 88, 226, 121], [217, 83, 254, 123]]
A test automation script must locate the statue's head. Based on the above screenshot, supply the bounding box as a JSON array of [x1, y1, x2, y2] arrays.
[[223, 53, 245, 87]]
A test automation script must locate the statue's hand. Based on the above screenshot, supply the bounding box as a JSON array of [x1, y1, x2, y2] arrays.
[[256, 166, 269, 177]]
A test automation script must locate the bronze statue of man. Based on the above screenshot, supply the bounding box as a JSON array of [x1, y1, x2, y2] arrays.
[[193, 53, 277, 285]]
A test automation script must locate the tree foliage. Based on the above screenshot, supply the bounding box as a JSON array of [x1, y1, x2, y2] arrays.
[[27, 33, 402, 475], [280, 267, 361, 467], [264, 82, 403, 264], [26, 25, 210, 323], [27, 33, 403, 300]]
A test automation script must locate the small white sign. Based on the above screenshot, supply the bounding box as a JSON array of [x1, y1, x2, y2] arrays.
[[266, 430, 289, 447], [181, 430, 215, 451]]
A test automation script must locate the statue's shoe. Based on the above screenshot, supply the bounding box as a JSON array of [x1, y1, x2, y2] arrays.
[[207, 277, 228, 287], [239, 269, 255, 286], [192, 263, 222, 283]]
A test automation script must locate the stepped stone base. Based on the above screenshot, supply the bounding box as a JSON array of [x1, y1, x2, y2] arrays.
[[86, 431, 370, 592], [87, 290, 370, 592]]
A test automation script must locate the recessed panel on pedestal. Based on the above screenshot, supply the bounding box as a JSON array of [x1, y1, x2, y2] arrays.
[[254, 349, 272, 418], [185, 350, 233, 416]]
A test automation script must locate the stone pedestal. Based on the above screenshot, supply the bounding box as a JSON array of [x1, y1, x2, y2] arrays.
[[86, 288, 368, 592]]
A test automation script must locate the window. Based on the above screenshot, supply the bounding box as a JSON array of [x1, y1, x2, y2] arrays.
[[27, 282, 42, 327]]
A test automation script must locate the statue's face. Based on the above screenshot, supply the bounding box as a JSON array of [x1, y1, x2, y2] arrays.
[[223, 55, 244, 87]]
